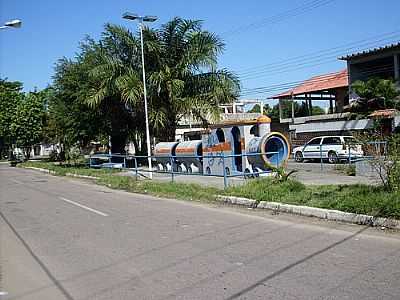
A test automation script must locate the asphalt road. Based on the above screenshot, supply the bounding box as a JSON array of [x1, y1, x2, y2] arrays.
[[1, 165, 400, 300]]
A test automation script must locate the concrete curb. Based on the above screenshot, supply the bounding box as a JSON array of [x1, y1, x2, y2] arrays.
[[216, 195, 400, 230], [216, 195, 257, 207], [23, 167, 99, 180], [24, 166, 56, 175], [65, 173, 99, 180]]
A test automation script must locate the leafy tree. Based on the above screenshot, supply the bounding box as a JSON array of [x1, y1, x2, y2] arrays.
[[48, 57, 108, 154], [247, 104, 272, 114], [10, 91, 46, 159], [249, 101, 324, 121], [0, 79, 24, 158]]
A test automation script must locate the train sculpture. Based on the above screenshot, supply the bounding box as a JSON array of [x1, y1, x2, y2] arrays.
[[154, 116, 290, 176]]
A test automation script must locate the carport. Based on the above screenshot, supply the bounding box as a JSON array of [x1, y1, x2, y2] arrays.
[[272, 69, 349, 122]]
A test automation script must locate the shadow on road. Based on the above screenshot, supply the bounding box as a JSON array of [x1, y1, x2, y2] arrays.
[[225, 226, 370, 300]]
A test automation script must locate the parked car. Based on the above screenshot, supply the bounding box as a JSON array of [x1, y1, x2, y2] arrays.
[[292, 136, 364, 164]]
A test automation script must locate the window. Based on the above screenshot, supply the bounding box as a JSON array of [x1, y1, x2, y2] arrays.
[[216, 128, 225, 143], [250, 125, 258, 136], [322, 137, 341, 145], [308, 138, 321, 145]]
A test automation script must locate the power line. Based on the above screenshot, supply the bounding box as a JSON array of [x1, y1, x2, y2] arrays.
[[238, 42, 399, 82], [236, 32, 400, 80], [238, 33, 400, 76], [239, 65, 396, 97], [240, 67, 395, 98], [223, 0, 336, 37]]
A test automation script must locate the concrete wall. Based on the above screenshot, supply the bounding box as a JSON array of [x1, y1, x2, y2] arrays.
[[348, 49, 400, 86], [289, 119, 373, 134]]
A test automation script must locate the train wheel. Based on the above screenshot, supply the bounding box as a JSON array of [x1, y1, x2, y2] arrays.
[[206, 167, 211, 175], [225, 167, 230, 176], [244, 168, 253, 179]]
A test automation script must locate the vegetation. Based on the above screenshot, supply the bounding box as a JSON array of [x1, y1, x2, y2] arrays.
[[19, 161, 400, 219], [88, 20, 239, 145], [0, 79, 23, 159], [0, 79, 48, 160], [21, 161, 119, 177], [47, 58, 108, 155], [10, 91, 47, 159], [248, 101, 325, 121], [46, 19, 240, 155], [355, 132, 400, 192], [1, 18, 240, 159], [97, 176, 219, 203], [225, 179, 400, 218], [349, 78, 399, 115]]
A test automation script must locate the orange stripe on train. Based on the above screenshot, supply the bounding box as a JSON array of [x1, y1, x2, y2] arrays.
[[203, 142, 232, 153]]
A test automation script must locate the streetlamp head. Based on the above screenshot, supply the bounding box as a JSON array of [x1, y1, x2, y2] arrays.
[[4, 19, 22, 28], [122, 12, 139, 21], [143, 16, 158, 22], [122, 12, 157, 23]]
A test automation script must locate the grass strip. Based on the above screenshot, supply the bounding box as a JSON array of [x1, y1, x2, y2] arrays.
[[225, 179, 400, 219], [21, 161, 120, 177], [19, 161, 400, 219]]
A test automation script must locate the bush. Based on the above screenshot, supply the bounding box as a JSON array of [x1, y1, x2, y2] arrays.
[[48, 150, 59, 162]]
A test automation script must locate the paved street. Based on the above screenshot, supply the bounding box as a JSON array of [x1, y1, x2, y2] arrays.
[[1, 165, 400, 300]]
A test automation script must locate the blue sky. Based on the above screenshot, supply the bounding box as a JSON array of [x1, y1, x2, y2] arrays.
[[1, 0, 400, 105]]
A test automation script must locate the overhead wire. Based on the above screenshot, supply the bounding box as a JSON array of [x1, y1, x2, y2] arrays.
[[239, 65, 396, 97], [240, 67, 396, 98], [235, 30, 400, 74], [223, 0, 336, 37], [237, 33, 400, 80], [216, 1, 399, 100]]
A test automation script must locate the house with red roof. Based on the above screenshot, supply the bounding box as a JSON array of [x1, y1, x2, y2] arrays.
[[270, 43, 400, 146]]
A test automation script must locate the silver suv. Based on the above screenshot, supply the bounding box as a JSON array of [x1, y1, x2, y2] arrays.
[[292, 136, 364, 164]]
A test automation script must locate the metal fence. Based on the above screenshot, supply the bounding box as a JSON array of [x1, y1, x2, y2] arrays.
[[89, 151, 281, 189], [315, 141, 388, 171]]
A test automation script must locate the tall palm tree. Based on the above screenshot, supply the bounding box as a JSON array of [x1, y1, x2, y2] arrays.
[[148, 18, 240, 140], [86, 24, 154, 152], [88, 19, 240, 152]]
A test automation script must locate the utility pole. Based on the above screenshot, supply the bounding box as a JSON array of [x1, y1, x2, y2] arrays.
[[123, 13, 157, 179]]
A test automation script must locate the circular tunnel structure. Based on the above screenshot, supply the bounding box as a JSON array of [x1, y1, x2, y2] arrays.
[[246, 132, 290, 170]]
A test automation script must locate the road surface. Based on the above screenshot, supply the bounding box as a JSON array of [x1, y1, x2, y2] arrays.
[[1, 165, 399, 299]]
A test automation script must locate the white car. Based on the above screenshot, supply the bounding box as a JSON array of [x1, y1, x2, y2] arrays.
[[292, 136, 364, 164]]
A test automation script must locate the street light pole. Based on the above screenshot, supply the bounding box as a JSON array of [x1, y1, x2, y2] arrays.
[[139, 21, 153, 179], [123, 12, 157, 179]]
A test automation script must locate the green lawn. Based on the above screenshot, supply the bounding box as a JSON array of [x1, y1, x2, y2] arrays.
[[21, 161, 120, 177], [19, 161, 400, 219], [225, 179, 400, 219]]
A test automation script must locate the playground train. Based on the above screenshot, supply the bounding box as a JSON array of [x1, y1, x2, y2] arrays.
[[154, 116, 290, 176]]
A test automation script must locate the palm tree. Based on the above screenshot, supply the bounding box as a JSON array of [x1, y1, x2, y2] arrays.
[[148, 18, 240, 140], [349, 78, 399, 114], [86, 24, 153, 152], [88, 19, 240, 152]]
